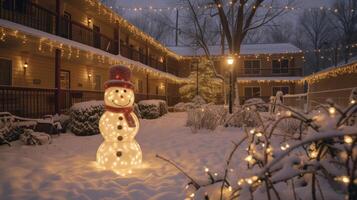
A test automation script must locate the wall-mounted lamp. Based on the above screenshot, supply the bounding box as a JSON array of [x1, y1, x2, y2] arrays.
[[159, 83, 165, 90], [23, 62, 28, 69], [88, 73, 92, 79], [87, 18, 92, 26], [159, 57, 164, 63]]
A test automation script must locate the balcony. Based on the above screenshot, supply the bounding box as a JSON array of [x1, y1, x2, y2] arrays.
[[0, 0, 166, 72], [236, 67, 303, 77]]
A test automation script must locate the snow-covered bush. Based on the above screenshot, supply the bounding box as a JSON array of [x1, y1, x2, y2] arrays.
[[225, 107, 261, 128], [138, 100, 168, 119], [160, 94, 357, 200], [173, 102, 195, 112], [69, 101, 104, 136], [20, 129, 51, 145], [186, 105, 227, 132], [244, 98, 268, 112]]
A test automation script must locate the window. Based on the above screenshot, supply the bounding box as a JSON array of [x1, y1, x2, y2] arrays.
[[272, 86, 289, 96], [272, 59, 289, 74], [137, 80, 143, 93], [94, 75, 101, 91], [0, 58, 12, 86], [244, 60, 260, 74], [244, 87, 260, 98], [60, 70, 70, 89]]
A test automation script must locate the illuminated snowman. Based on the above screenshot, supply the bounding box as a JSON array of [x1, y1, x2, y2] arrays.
[[96, 65, 142, 175]]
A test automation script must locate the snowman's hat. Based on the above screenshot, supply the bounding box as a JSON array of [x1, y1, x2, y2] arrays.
[[104, 65, 134, 90]]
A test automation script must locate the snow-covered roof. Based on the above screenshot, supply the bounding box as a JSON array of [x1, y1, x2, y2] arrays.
[[0, 19, 190, 83], [237, 77, 303, 82], [168, 43, 302, 56]]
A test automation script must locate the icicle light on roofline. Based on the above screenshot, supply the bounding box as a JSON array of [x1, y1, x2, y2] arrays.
[[84, 0, 181, 60], [0, 28, 189, 84], [305, 62, 357, 84]]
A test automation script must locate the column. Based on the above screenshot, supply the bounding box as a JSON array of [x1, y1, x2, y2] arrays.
[[55, 49, 61, 114]]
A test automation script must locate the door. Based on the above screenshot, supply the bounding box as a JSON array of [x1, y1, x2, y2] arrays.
[[93, 25, 101, 49], [62, 12, 72, 39], [60, 70, 70, 109], [94, 75, 101, 91], [0, 58, 12, 86]]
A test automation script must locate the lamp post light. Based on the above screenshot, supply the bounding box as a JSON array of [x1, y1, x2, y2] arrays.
[[227, 56, 234, 114]]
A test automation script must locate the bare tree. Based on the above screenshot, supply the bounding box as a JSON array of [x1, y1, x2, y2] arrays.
[[267, 21, 294, 43], [125, 11, 176, 45], [298, 9, 333, 71], [332, 0, 357, 63]]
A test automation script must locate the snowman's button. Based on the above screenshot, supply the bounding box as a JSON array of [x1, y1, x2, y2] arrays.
[[116, 151, 122, 157], [117, 136, 123, 141], [119, 116, 123, 120], [117, 125, 123, 130]]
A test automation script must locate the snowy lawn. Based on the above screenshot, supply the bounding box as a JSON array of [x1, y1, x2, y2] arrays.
[[0, 112, 246, 200]]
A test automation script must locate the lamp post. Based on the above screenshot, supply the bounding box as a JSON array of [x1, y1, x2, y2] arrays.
[[227, 56, 234, 114]]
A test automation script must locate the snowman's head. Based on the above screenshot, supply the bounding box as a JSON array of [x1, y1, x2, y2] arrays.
[[104, 87, 134, 108]]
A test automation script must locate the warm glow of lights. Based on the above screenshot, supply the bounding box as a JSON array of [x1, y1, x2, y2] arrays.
[[285, 111, 292, 116], [245, 155, 253, 162], [344, 136, 353, 144], [335, 176, 350, 184], [351, 100, 356, 104], [97, 69, 142, 175], [329, 107, 336, 115], [280, 143, 290, 151], [23, 62, 28, 68], [256, 132, 263, 137], [204, 167, 209, 173], [249, 129, 255, 134], [310, 151, 318, 158], [190, 193, 195, 198], [227, 57, 234, 65]]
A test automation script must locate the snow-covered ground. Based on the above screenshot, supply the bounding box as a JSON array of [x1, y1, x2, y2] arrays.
[[0, 112, 246, 200]]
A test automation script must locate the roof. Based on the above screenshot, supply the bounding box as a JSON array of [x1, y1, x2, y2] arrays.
[[168, 43, 302, 56], [237, 77, 303, 82]]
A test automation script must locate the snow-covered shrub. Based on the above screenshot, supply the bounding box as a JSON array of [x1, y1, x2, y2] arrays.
[[186, 105, 226, 132], [69, 101, 104, 136], [138, 100, 167, 119], [244, 98, 268, 112], [173, 102, 195, 112], [20, 129, 51, 145], [0, 127, 24, 145], [163, 96, 357, 200], [225, 108, 260, 128]]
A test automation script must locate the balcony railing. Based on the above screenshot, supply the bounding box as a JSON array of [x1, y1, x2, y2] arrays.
[[0, 86, 176, 118], [120, 44, 165, 71], [0, 1, 169, 73], [236, 68, 303, 77], [0, 0, 119, 55]]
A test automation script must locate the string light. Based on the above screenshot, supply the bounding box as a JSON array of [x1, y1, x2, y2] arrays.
[[329, 107, 336, 115], [344, 136, 353, 144], [0, 27, 190, 84], [335, 176, 350, 184], [305, 62, 357, 84], [280, 143, 290, 151]]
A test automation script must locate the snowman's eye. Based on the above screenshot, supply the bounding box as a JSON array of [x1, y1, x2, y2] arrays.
[[124, 90, 127, 93], [115, 90, 119, 93]]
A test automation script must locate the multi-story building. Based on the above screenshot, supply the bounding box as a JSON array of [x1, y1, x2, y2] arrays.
[[0, 0, 190, 117], [169, 43, 305, 104], [0, 0, 305, 118]]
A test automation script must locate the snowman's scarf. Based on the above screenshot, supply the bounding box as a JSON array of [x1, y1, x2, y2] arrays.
[[104, 106, 136, 127]]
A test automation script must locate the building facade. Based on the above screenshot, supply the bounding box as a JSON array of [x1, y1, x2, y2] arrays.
[[0, 0, 306, 118], [0, 0, 190, 117], [169, 43, 305, 104]]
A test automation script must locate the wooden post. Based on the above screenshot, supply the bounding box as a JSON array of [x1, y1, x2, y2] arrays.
[[146, 73, 149, 100], [55, 49, 61, 114], [55, 0, 61, 35], [165, 55, 168, 104], [116, 21, 120, 55]]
